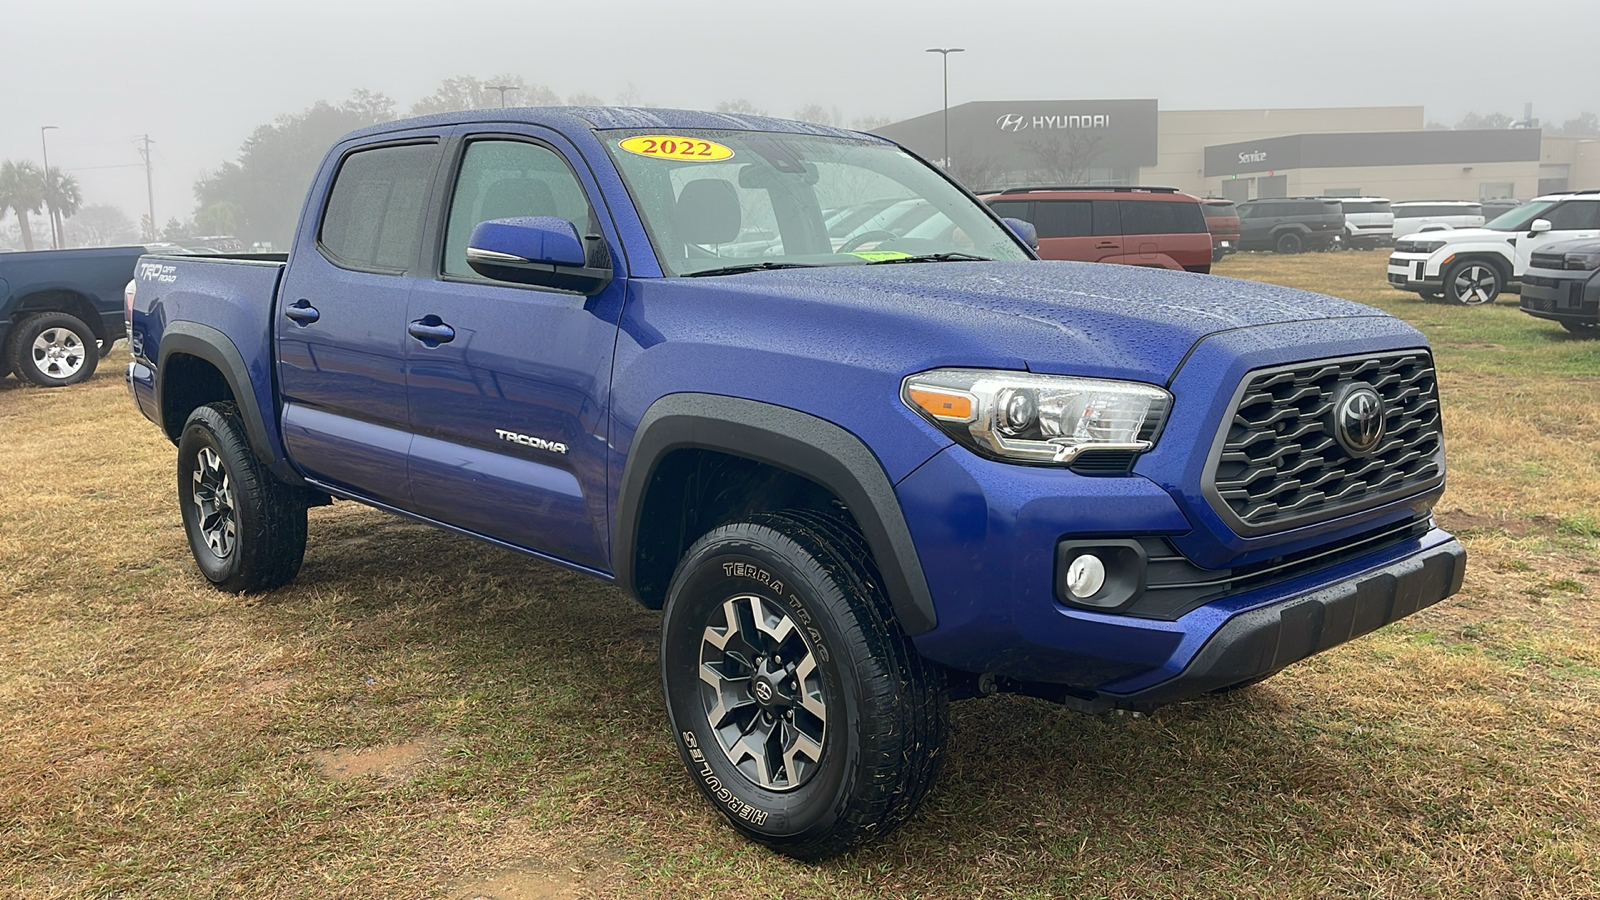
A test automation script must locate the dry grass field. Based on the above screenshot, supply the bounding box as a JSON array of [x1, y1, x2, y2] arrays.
[[2, 250, 1598, 899]]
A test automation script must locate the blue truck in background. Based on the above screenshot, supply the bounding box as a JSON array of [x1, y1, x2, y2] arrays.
[[126, 108, 1465, 859], [2, 245, 144, 386]]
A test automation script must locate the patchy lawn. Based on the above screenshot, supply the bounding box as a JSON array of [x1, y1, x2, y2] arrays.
[[2, 250, 1597, 898]]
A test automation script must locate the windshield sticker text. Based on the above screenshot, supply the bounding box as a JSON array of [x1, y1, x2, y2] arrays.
[[619, 135, 735, 162]]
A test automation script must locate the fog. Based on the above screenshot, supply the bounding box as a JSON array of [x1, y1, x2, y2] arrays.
[[4, 0, 1597, 242]]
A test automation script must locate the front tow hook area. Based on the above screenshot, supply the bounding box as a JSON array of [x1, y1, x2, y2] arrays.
[[407, 316, 456, 348]]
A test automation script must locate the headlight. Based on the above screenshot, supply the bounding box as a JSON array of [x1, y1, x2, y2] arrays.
[[1564, 249, 1600, 271], [902, 368, 1171, 467], [1398, 240, 1447, 254]]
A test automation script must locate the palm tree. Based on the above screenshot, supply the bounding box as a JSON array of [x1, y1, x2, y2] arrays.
[[43, 167, 83, 249], [0, 160, 47, 251]]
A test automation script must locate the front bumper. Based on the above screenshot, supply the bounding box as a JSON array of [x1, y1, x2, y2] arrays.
[[1107, 534, 1463, 710], [1520, 269, 1600, 325], [1386, 253, 1441, 292]]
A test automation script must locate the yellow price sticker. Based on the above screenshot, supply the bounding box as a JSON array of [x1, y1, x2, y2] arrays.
[[619, 135, 735, 162], [847, 251, 912, 261]]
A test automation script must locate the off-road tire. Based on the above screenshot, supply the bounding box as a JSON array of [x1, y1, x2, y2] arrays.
[[1443, 259, 1503, 306], [660, 510, 947, 860], [177, 403, 307, 592], [6, 312, 99, 387], [1274, 232, 1303, 254]]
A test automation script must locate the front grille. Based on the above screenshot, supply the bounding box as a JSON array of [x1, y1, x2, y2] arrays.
[[1204, 352, 1445, 535]]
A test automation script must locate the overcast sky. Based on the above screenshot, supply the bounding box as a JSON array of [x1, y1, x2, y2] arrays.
[[5, 0, 1598, 231]]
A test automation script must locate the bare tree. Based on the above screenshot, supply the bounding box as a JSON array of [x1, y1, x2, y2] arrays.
[[715, 99, 765, 116], [793, 104, 843, 127], [410, 75, 559, 115], [566, 92, 606, 107], [946, 155, 1004, 193], [1021, 133, 1104, 185], [66, 204, 139, 246], [1457, 111, 1512, 130], [850, 114, 892, 132], [615, 82, 651, 107], [1559, 111, 1600, 135]]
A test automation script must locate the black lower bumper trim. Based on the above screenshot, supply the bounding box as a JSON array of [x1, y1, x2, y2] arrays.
[[1111, 538, 1466, 712]]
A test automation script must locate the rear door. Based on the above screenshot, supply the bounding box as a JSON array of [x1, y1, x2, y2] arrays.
[[402, 130, 627, 571], [1031, 200, 1102, 261], [276, 136, 443, 510], [1120, 199, 1209, 269]]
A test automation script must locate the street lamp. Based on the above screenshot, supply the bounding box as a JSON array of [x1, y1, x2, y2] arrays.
[[485, 84, 519, 108], [40, 125, 59, 249], [925, 48, 964, 169]]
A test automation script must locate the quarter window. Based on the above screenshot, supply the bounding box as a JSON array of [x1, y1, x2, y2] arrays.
[[319, 143, 438, 271], [443, 140, 594, 277], [1120, 200, 1206, 235]]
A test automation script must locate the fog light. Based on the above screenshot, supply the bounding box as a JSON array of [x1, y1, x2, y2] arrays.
[[1065, 554, 1107, 599]]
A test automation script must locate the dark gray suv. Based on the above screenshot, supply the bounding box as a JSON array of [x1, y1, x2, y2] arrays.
[[1236, 198, 1346, 253]]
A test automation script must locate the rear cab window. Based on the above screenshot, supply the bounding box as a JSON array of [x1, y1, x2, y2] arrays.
[[319, 142, 439, 272]]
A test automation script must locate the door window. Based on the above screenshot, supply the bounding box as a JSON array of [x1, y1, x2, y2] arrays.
[[1091, 200, 1121, 236], [1544, 201, 1600, 231], [443, 140, 594, 276], [1032, 201, 1092, 238], [319, 143, 438, 272]]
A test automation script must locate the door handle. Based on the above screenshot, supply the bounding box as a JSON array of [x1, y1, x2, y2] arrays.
[[407, 317, 456, 345], [284, 300, 320, 325], [1096, 242, 1118, 249]]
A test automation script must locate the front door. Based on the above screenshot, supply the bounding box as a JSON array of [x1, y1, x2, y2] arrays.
[[1514, 199, 1600, 274], [404, 133, 626, 572], [276, 137, 443, 510]]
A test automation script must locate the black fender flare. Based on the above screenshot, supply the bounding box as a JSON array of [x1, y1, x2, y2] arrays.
[[157, 322, 277, 468], [614, 393, 938, 635]]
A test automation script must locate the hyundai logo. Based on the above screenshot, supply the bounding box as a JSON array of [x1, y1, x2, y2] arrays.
[[1332, 384, 1386, 457]]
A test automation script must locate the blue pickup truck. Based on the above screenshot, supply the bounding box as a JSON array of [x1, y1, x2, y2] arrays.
[[2, 245, 145, 386], [127, 108, 1465, 858]]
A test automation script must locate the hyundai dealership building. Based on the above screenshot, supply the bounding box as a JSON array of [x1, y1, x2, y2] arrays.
[[875, 101, 1600, 202]]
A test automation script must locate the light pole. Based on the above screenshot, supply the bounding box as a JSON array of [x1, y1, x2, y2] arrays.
[[40, 125, 59, 249], [925, 48, 964, 169], [486, 84, 519, 108]]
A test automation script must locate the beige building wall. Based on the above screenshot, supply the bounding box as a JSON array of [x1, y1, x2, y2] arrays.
[[1542, 136, 1600, 192], [1142, 107, 1426, 194]]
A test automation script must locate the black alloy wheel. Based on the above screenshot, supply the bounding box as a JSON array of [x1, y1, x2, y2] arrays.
[[177, 403, 308, 592], [1275, 232, 1303, 254], [660, 510, 946, 859], [1443, 260, 1503, 306]]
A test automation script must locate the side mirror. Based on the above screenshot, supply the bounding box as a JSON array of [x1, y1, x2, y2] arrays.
[[466, 216, 611, 295], [1528, 218, 1553, 236], [1002, 217, 1039, 251]]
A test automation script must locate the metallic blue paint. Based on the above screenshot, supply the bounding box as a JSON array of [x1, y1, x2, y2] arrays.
[[126, 108, 1463, 704]]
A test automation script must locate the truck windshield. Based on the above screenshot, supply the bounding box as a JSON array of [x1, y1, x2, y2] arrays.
[[602, 130, 1031, 276], [1484, 200, 1556, 231]]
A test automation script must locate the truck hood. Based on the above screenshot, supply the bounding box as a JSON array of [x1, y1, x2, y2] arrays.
[[670, 260, 1391, 383]]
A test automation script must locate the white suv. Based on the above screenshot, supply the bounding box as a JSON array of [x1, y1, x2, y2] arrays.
[[1386, 192, 1600, 305], [1390, 201, 1485, 240], [1336, 197, 1394, 248]]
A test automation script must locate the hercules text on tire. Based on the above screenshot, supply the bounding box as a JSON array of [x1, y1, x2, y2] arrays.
[[5, 312, 99, 387], [177, 403, 308, 592], [1443, 260, 1502, 305], [659, 511, 946, 859]]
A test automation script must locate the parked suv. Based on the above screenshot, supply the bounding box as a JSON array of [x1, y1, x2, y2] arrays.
[[982, 186, 1212, 273], [1387, 192, 1600, 305], [1390, 201, 1484, 239], [1235, 198, 1345, 253], [1335, 197, 1394, 249], [1199, 199, 1241, 262], [1519, 238, 1600, 335]]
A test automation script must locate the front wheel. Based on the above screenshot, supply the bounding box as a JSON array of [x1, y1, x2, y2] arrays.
[[1443, 260, 1502, 305], [660, 511, 946, 859], [177, 403, 308, 592]]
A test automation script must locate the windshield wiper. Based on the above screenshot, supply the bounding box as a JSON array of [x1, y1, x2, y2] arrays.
[[684, 261, 819, 277], [863, 252, 994, 264]]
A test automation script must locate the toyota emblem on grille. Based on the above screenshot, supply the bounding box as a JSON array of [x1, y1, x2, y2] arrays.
[[1332, 384, 1386, 457]]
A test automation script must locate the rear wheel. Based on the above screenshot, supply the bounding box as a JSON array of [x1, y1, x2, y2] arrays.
[[660, 510, 946, 859], [1274, 232, 1303, 254], [177, 403, 307, 592], [6, 312, 99, 387], [1443, 260, 1502, 305]]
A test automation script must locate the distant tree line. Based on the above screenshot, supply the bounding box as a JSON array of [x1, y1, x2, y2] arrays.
[[1426, 110, 1599, 134], [187, 77, 900, 248]]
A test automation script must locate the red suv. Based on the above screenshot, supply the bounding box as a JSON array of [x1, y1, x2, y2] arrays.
[[1199, 199, 1241, 262], [981, 186, 1212, 273]]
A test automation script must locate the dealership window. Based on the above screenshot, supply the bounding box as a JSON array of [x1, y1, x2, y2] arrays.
[[1479, 183, 1515, 201]]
